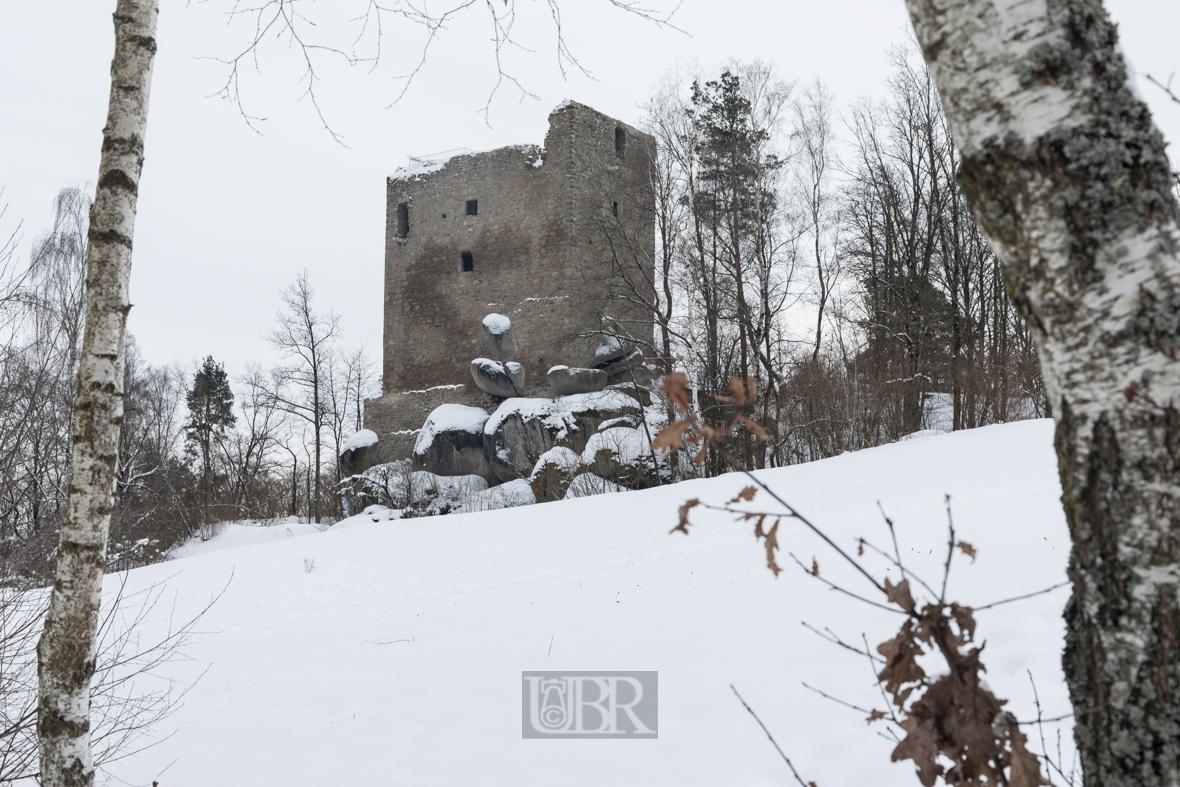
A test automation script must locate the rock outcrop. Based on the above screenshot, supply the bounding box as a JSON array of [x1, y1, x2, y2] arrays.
[[411, 404, 497, 483], [582, 426, 664, 489], [482, 399, 574, 482], [470, 358, 526, 398], [482, 313, 519, 358], [546, 365, 607, 396], [339, 429, 381, 477], [529, 446, 583, 502], [557, 389, 644, 443], [481, 389, 643, 483]]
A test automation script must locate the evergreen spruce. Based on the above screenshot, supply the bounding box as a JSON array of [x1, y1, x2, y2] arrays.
[[184, 356, 236, 528]]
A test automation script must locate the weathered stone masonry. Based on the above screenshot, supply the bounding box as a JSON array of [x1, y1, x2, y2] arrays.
[[363, 101, 656, 463]]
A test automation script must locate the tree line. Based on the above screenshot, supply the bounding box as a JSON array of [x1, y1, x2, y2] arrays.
[[0, 48, 1047, 582], [605, 49, 1045, 474], [0, 191, 373, 586]]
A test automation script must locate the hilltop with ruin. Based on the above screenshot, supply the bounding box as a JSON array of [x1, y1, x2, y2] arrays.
[[353, 101, 658, 489]]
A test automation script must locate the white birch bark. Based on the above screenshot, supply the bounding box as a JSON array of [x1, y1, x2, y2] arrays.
[[903, 1, 1180, 785], [36, 2, 158, 785]]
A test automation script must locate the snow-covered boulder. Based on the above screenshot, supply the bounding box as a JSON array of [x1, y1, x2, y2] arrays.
[[470, 358, 526, 398], [546, 365, 607, 396], [594, 329, 636, 367], [606, 381, 652, 407], [596, 346, 645, 379], [563, 473, 623, 499], [582, 426, 665, 489], [529, 446, 583, 502], [460, 478, 537, 512], [597, 414, 640, 430], [557, 389, 644, 443], [339, 429, 380, 476], [412, 404, 496, 483], [479, 390, 644, 483], [333, 505, 403, 530], [482, 313, 519, 358], [582, 427, 649, 466], [405, 472, 490, 517], [482, 398, 576, 482]]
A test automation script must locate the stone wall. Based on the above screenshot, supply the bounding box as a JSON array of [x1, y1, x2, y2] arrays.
[[364, 101, 656, 465]]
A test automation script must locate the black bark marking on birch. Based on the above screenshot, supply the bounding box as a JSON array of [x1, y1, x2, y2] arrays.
[[1165, 406, 1180, 474], [129, 35, 157, 54], [1084, 416, 1127, 626], [96, 168, 139, 196], [1099, 594, 1180, 785], [87, 228, 133, 250], [100, 136, 144, 157], [38, 711, 91, 740], [55, 540, 111, 562], [1133, 285, 1180, 359], [1058, 394, 1180, 787]]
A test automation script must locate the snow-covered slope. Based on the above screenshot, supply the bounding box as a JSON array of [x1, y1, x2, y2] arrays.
[[101, 420, 1073, 787]]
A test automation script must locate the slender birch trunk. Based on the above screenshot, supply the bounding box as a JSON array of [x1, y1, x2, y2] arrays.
[[904, 1, 1180, 784], [37, 3, 157, 785]]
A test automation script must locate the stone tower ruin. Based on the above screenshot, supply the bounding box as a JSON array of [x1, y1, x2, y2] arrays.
[[363, 101, 656, 464]]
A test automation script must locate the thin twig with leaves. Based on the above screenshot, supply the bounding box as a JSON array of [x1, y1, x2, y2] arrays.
[[654, 371, 1057, 787]]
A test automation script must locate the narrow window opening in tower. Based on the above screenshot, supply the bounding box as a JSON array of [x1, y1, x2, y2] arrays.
[[612, 201, 619, 218], [615, 127, 626, 160], [461, 251, 474, 272], [397, 202, 409, 238], [466, 199, 478, 216]]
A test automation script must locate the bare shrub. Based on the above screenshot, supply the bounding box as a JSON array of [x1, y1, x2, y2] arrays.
[[0, 575, 217, 783]]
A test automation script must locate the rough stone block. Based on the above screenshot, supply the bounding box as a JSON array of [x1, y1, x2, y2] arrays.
[[546, 365, 607, 396]]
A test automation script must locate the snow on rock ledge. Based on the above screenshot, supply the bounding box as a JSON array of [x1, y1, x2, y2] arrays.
[[340, 429, 379, 456], [340, 429, 381, 476], [482, 313, 512, 335], [414, 405, 490, 453]]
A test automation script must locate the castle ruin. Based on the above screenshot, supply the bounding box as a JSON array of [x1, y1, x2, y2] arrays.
[[362, 101, 656, 466]]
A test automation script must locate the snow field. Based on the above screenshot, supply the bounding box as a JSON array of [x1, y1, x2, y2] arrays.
[[101, 420, 1072, 787]]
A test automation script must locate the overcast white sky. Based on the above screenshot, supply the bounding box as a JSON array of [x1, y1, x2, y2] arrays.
[[1, 0, 1177, 382]]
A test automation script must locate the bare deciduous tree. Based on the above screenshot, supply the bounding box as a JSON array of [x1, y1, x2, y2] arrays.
[[265, 270, 340, 524], [794, 79, 841, 361]]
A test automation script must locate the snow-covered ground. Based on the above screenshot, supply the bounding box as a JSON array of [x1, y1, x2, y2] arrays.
[[166, 519, 325, 560], [100, 419, 1073, 786]]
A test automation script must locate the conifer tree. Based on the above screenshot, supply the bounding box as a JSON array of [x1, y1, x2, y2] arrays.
[[184, 356, 236, 527]]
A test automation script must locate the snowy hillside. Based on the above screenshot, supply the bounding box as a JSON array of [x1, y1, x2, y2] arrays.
[[100, 420, 1073, 787]]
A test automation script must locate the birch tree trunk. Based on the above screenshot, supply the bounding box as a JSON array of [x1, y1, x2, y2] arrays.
[[37, 2, 158, 785], [903, 1, 1180, 784]]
